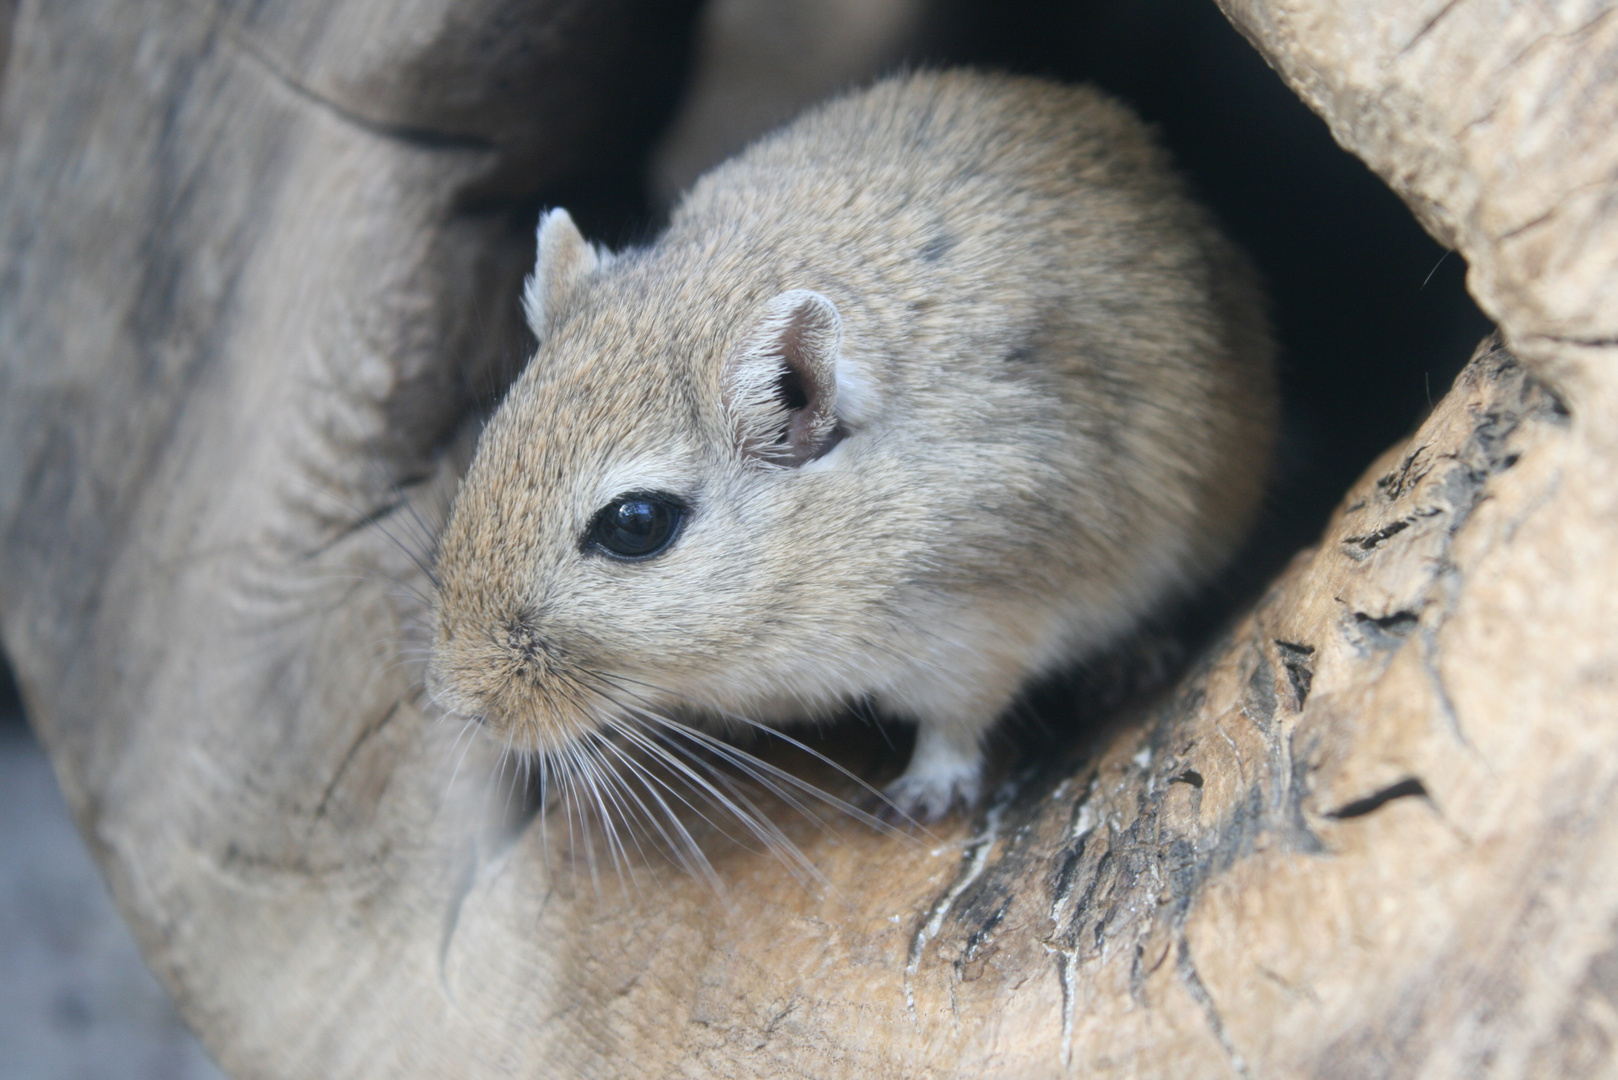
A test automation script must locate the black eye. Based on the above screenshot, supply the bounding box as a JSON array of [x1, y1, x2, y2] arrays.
[[587, 493, 686, 560]]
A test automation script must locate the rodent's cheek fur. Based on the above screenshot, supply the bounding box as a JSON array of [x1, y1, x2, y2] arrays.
[[568, 459, 904, 714]]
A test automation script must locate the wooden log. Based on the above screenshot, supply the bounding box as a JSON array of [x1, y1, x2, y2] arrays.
[[0, 0, 1613, 1075]]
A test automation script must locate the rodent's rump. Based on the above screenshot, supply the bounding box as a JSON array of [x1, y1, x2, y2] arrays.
[[427, 70, 1277, 822]]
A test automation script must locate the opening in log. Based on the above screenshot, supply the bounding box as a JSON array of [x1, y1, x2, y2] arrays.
[[1, 0, 1614, 1076]]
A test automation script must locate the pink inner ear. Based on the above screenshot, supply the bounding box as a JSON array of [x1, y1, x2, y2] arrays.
[[723, 290, 842, 467]]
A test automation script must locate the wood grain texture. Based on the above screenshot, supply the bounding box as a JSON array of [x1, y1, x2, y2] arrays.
[[1, 0, 1615, 1076]]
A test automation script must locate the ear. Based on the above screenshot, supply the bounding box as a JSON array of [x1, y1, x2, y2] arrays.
[[721, 289, 843, 467], [522, 208, 612, 342]]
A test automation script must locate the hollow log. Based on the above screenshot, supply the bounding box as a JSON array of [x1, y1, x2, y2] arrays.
[[1, 0, 1615, 1076]]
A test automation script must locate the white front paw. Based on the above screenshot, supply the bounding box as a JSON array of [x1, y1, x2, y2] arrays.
[[882, 728, 984, 822]]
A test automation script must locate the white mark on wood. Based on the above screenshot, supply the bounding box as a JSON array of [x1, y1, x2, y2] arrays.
[[1215, 719, 1246, 786], [904, 797, 1008, 1021], [1048, 776, 1102, 926], [1043, 942, 1080, 1072], [1070, 800, 1097, 843]]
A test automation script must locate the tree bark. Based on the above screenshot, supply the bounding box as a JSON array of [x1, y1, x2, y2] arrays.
[[1, 0, 1615, 1076]]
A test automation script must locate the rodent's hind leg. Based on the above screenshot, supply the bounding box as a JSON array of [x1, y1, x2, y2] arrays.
[[881, 723, 984, 823]]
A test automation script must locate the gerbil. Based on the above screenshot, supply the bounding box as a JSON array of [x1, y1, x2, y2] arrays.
[[427, 70, 1276, 822]]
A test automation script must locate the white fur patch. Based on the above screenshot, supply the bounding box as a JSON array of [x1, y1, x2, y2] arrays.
[[589, 453, 703, 516], [885, 724, 984, 821], [833, 348, 878, 427]]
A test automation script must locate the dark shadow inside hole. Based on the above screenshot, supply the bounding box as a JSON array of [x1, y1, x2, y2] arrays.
[[0, 645, 24, 733], [922, 0, 1494, 581], [916, 0, 1491, 784]]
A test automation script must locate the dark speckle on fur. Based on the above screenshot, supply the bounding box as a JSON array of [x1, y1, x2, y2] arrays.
[[920, 230, 957, 263]]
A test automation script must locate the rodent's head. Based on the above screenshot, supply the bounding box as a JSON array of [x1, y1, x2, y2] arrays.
[[427, 209, 868, 754]]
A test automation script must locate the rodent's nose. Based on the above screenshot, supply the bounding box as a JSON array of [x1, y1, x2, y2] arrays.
[[504, 614, 547, 664]]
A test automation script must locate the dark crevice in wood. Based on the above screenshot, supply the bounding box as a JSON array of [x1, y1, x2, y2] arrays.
[[1328, 778, 1430, 820], [1275, 639, 1315, 709], [1353, 609, 1420, 648], [1177, 936, 1255, 1080], [214, 18, 500, 153]]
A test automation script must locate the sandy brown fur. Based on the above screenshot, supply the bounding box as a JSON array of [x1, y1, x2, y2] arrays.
[[428, 70, 1277, 819]]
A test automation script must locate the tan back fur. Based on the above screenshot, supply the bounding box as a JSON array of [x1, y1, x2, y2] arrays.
[[428, 70, 1276, 812]]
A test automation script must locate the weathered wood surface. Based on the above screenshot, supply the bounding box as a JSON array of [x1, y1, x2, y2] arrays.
[[1, 0, 1615, 1076]]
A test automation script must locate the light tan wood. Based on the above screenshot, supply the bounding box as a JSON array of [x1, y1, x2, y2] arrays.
[[1, 0, 1614, 1076]]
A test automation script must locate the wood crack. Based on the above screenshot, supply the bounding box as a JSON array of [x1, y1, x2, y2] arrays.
[[1401, 0, 1467, 55], [186, 0, 499, 154], [1177, 936, 1254, 1080], [904, 792, 1010, 1020]]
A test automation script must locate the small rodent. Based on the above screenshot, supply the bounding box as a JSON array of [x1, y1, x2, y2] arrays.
[[428, 70, 1276, 822]]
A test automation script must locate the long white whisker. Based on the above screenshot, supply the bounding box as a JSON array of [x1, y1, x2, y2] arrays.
[[596, 739, 732, 900], [286, 474, 445, 593], [536, 754, 552, 870], [575, 739, 651, 900], [558, 743, 599, 894], [665, 731, 841, 834], [555, 749, 580, 885], [578, 685, 790, 859], [611, 721, 824, 887], [602, 723, 810, 887], [597, 673, 922, 831], [592, 735, 724, 894], [629, 715, 836, 834], [653, 739, 826, 888], [571, 742, 616, 896], [605, 724, 779, 853], [639, 712, 907, 840], [500, 741, 525, 826], [572, 739, 640, 899], [603, 684, 920, 839], [580, 752, 633, 901], [444, 714, 482, 794]]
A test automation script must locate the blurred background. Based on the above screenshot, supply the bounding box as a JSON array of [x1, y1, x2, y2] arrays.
[[0, 0, 1489, 1075], [0, 661, 223, 1079]]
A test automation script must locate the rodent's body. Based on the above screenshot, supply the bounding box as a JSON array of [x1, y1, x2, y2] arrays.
[[428, 71, 1276, 819]]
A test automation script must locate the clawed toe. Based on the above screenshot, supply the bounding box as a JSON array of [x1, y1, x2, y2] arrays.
[[875, 770, 981, 825]]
